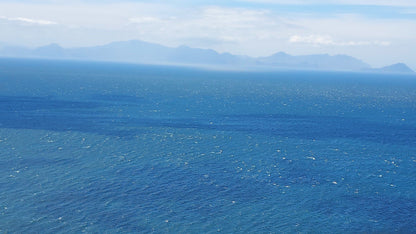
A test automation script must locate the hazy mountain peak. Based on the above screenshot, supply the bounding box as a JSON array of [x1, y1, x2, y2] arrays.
[[33, 43, 65, 57], [177, 45, 191, 49], [377, 63, 414, 73], [258, 51, 370, 71], [274, 51, 289, 56], [37, 43, 62, 49]]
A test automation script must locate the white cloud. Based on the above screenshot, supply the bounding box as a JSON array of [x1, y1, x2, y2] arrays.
[[0, 16, 57, 25], [129, 17, 163, 24], [126, 6, 288, 46], [289, 35, 391, 46], [239, 0, 416, 7], [289, 35, 333, 45]]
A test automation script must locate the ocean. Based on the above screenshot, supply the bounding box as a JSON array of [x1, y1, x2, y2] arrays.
[[1, 58, 416, 233]]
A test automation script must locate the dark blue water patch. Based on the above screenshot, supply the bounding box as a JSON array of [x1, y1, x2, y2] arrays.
[[13, 162, 279, 232], [217, 114, 416, 145], [311, 194, 416, 232], [90, 94, 145, 104], [0, 95, 139, 137], [0, 111, 128, 136], [0, 157, 76, 170], [128, 114, 416, 145], [0, 94, 415, 145], [0, 95, 102, 111]]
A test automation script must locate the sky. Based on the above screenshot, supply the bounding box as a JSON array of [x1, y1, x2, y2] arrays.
[[0, 0, 415, 68]]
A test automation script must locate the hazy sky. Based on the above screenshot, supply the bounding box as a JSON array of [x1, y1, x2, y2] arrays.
[[0, 0, 415, 68]]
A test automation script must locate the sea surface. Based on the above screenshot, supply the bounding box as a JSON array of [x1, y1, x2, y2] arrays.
[[1, 58, 416, 233]]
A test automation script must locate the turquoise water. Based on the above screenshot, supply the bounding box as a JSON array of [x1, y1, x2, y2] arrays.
[[1, 58, 416, 233]]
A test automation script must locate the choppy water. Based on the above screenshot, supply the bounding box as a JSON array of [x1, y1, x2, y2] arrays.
[[1, 58, 416, 233]]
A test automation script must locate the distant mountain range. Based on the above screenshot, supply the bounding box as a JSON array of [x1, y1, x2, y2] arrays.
[[0, 40, 413, 73]]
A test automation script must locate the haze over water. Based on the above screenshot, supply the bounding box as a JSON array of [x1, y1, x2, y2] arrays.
[[1, 58, 416, 232]]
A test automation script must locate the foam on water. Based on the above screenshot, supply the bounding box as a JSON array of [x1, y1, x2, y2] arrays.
[[1, 58, 416, 232]]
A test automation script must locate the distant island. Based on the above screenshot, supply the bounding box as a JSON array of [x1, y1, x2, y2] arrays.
[[0, 40, 413, 73]]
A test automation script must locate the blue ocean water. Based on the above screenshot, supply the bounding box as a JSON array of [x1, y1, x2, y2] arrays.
[[0, 58, 416, 233]]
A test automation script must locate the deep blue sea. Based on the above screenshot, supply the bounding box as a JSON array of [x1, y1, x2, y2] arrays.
[[1, 58, 416, 233]]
